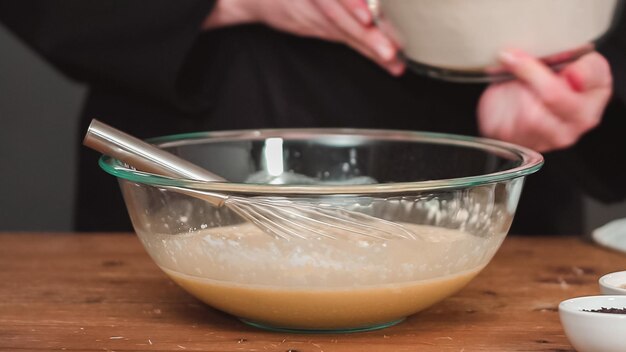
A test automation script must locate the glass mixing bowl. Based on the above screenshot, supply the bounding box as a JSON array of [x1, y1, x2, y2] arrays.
[[99, 128, 543, 333]]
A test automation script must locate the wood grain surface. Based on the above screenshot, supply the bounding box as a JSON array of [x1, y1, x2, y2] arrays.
[[1, 233, 625, 352]]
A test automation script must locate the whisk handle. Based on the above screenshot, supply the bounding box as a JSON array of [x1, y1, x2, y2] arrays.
[[83, 119, 226, 182]]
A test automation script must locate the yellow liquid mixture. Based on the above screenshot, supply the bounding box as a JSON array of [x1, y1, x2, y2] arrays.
[[163, 265, 482, 330], [139, 223, 501, 330]]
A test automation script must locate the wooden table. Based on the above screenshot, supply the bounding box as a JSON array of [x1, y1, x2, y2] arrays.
[[1, 233, 625, 352]]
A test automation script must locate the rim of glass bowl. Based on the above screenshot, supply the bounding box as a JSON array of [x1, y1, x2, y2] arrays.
[[98, 128, 543, 195]]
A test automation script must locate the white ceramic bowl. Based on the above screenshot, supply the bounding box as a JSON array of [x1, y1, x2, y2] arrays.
[[375, 0, 624, 82], [559, 295, 626, 352], [599, 271, 626, 295]]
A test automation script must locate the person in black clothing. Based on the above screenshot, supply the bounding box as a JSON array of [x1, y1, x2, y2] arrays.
[[1, 0, 625, 235]]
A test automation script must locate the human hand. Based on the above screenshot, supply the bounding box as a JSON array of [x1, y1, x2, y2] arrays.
[[203, 0, 404, 75], [477, 50, 613, 152]]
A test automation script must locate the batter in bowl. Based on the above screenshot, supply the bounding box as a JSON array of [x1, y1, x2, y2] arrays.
[[138, 222, 503, 331]]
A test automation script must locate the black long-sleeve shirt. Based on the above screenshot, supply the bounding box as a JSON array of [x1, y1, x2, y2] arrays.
[[1, 0, 625, 234]]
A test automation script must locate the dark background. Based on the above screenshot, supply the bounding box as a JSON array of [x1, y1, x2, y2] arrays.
[[1, 24, 625, 233]]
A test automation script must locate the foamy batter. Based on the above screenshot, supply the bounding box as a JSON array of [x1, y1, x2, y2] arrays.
[[138, 223, 503, 329], [379, 0, 619, 69]]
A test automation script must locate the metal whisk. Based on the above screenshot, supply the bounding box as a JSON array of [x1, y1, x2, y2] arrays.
[[83, 119, 418, 241]]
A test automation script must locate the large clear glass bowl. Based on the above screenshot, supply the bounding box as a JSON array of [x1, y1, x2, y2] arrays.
[[99, 129, 543, 333]]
